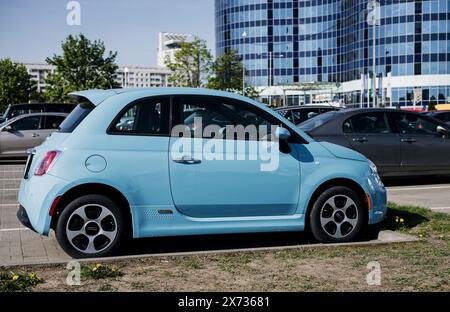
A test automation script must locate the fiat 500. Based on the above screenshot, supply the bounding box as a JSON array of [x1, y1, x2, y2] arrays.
[[18, 88, 386, 258]]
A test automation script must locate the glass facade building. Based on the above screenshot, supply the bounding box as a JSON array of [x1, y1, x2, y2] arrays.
[[215, 0, 450, 107]]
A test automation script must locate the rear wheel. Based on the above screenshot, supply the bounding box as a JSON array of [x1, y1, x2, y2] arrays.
[[55, 194, 124, 258], [309, 186, 365, 243]]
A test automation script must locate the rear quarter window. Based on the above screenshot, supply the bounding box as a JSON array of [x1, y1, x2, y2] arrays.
[[58, 102, 95, 133]]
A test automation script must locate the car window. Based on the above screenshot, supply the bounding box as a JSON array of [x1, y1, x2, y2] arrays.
[[277, 110, 293, 123], [436, 112, 450, 122], [174, 97, 280, 141], [292, 108, 322, 124], [10, 108, 44, 119], [110, 97, 170, 135], [59, 102, 95, 133], [299, 111, 337, 131], [390, 113, 441, 135], [43, 115, 66, 129], [11, 116, 41, 131], [343, 112, 390, 134]]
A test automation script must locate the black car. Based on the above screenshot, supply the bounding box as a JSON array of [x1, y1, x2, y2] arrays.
[[300, 108, 450, 177], [275, 105, 340, 125], [423, 110, 450, 127], [0, 103, 76, 123]]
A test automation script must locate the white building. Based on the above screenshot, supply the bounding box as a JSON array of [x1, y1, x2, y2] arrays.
[[116, 66, 171, 88], [157, 32, 191, 68], [21, 63, 172, 91], [23, 63, 55, 93]]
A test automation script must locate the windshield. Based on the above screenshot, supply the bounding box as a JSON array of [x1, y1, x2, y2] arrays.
[[0, 106, 11, 122], [59, 102, 95, 133], [299, 111, 337, 132]]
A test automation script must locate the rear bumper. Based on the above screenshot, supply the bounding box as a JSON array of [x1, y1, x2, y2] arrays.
[[17, 205, 38, 233], [18, 174, 69, 235]]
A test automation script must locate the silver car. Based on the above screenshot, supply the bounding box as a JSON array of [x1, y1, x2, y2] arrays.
[[0, 112, 68, 159]]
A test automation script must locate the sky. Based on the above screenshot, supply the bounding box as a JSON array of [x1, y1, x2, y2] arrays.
[[0, 0, 215, 67]]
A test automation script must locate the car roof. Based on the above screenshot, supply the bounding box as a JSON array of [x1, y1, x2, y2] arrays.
[[69, 88, 265, 106], [4, 112, 68, 124], [275, 105, 339, 111], [7, 103, 74, 107], [427, 110, 450, 113]]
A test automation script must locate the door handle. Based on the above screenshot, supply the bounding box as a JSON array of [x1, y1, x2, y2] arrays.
[[401, 138, 416, 144], [172, 156, 202, 165], [352, 137, 368, 143], [32, 133, 40, 138]]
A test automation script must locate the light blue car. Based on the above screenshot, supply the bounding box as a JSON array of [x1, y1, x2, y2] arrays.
[[18, 88, 387, 258]]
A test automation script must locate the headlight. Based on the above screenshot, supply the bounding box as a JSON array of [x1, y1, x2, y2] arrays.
[[368, 160, 378, 174]]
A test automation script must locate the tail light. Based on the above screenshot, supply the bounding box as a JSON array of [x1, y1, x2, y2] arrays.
[[35, 151, 60, 176]]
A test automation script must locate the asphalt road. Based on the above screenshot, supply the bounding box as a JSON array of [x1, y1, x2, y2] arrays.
[[385, 176, 450, 214]]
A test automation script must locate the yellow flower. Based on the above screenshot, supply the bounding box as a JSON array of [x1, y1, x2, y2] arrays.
[[419, 234, 423, 238], [12, 274, 19, 281], [96, 263, 102, 268], [400, 218, 404, 223], [92, 267, 98, 272]]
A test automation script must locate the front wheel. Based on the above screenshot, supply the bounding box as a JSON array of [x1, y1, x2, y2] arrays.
[[309, 186, 365, 243], [55, 194, 124, 258]]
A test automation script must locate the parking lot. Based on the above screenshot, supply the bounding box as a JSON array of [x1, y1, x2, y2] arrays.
[[0, 163, 448, 266]]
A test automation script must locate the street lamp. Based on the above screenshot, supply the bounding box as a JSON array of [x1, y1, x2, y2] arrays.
[[241, 31, 247, 96], [266, 52, 284, 107]]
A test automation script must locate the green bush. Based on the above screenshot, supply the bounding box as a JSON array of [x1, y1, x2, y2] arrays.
[[0, 271, 44, 292]]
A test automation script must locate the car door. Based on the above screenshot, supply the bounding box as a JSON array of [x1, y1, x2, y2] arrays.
[[343, 112, 401, 175], [0, 115, 42, 156], [388, 111, 450, 173], [39, 115, 67, 143], [168, 96, 301, 218]]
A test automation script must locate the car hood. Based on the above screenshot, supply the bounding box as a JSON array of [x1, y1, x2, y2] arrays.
[[319, 141, 367, 162]]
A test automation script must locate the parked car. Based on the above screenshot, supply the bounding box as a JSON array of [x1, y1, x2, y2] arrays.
[[300, 108, 450, 177], [0, 103, 75, 123], [423, 110, 450, 127], [275, 105, 341, 125], [18, 88, 386, 258], [0, 113, 68, 159]]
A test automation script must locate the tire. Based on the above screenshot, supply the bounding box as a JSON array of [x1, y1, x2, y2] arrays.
[[55, 194, 125, 259], [309, 186, 365, 243]]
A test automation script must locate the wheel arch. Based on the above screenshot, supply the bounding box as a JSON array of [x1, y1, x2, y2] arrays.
[[305, 178, 369, 230], [50, 183, 133, 234]]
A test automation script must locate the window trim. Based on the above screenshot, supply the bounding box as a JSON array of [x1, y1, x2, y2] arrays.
[[106, 96, 171, 137]]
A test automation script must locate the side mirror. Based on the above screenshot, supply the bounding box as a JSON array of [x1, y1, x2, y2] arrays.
[[2, 125, 12, 132], [275, 126, 291, 141], [437, 125, 450, 136]]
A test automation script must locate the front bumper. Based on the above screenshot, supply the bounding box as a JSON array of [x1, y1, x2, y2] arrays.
[[367, 173, 388, 225]]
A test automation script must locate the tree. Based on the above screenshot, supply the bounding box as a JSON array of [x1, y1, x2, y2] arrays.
[[165, 37, 212, 88], [0, 59, 36, 111], [45, 34, 118, 102], [207, 50, 244, 91]]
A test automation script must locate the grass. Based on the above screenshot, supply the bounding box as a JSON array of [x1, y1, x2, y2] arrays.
[[1, 203, 449, 292]]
